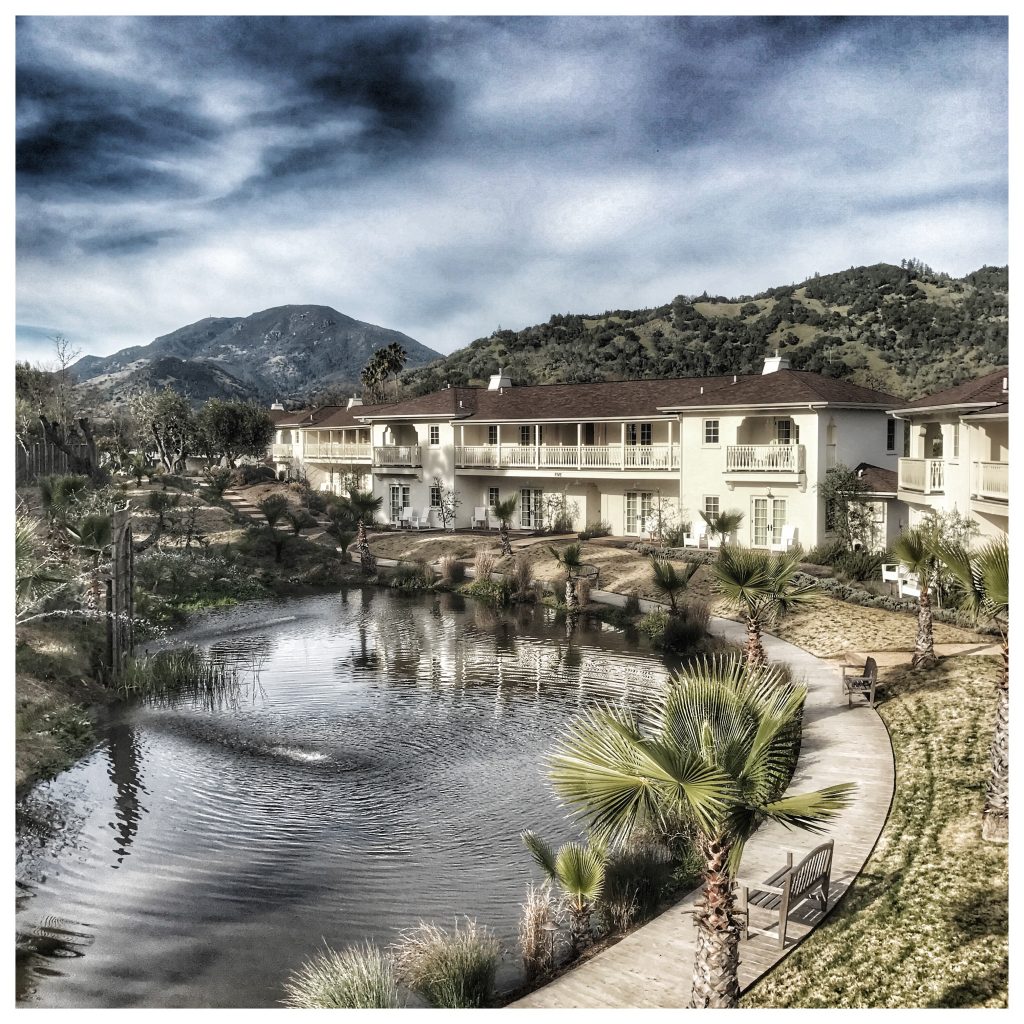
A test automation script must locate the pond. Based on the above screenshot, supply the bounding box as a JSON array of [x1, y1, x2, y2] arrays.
[[16, 588, 672, 1008]]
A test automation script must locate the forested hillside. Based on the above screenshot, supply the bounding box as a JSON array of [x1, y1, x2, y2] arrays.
[[403, 262, 1007, 400]]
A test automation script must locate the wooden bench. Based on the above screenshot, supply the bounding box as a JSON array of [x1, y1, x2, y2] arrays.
[[842, 656, 883, 708], [735, 840, 834, 948]]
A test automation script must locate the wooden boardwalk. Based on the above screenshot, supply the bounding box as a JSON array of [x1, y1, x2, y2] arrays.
[[510, 615, 896, 1008]]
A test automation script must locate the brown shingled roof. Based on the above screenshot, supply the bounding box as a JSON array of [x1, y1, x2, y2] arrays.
[[889, 370, 1009, 413], [854, 462, 898, 495], [962, 402, 1009, 419], [352, 370, 896, 423]]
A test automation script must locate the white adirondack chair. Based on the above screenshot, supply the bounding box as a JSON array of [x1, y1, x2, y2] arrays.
[[408, 509, 422, 530], [400, 506, 413, 529], [421, 507, 432, 529], [684, 522, 707, 548], [472, 506, 488, 529], [770, 525, 798, 552]]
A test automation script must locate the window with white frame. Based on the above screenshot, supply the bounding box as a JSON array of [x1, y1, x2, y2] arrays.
[[519, 425, 532, 446], [487, 487, 500, 508], [625, 491, 653, 534], [430, 484, 442, 508], [886, 418, 897, 452], [704, 495, 720, 518], [703, 419, 720, 445], [520, 488, 544, 528], [429, 425, 440, 446], [776, 418, 792, 444], [951, 424, 960, 459], [389, 484, 411, 523], [487, 425, 498, 445]]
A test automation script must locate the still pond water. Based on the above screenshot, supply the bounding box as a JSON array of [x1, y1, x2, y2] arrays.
[[16, 588, 672, 1008]]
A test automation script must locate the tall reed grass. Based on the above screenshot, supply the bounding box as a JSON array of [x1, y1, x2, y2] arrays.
[[282, 943, 400, 1008], [392, 919, 500, 1008]]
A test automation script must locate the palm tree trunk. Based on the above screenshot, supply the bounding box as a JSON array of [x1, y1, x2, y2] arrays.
[[912, 585, 937, 669], [499, 521, 512, 557], [568, 902, 591, 958], [565, 574, 579, 612], [983, 647, 1009, 842], [744, 616, 767, 669], [357, 520, 376, 575], [690, 836, 741, 1009]]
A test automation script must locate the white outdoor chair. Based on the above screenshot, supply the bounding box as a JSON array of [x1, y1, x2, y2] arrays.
[[399, 506, 413, 529], [408, 509, 422, 530], [684, 522, 707, 548], [706, 532, 723, 549], [318, 482, 331, 492], [487, 509, 501, 530], [472, 506, 488, 529], [421, 507, 432, 529], [899, 571, 921, 599], [881, 563, 901, 584], [770, 525, 798, 552]]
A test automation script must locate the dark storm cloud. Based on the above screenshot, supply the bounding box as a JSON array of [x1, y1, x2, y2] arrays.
[[15, 14, 1008, 361]]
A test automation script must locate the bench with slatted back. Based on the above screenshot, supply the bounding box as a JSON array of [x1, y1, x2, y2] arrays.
[[735, 840, 833, 949], [842, 656, 883, 708]]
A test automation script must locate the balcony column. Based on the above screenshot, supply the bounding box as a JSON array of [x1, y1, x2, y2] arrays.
[[668, 419, 674, 468], [577, 422, 582, 468], [535, 424, 540, 468], [496, 424, 502, 468], [620, 422, 626, 470]]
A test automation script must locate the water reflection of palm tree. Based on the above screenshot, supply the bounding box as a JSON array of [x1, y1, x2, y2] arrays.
[[104, 720, 145, 866]]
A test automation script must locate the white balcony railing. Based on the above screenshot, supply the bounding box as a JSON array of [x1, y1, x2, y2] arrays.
[[374, 445, 421, 467], [303, 442, 373, 461], [453, 444, 680, 471], [972, 460, 1008, 502], [725, 444, 805, 473], [898, 458, 945, 494], [270, 444, 293, 460]]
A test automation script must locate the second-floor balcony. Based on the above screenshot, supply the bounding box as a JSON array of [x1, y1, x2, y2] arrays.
[[303, 442, 373, 462], [374, 444, 422, 467], [454, 444, 680, 471], [898, 458, 945, 495], [725, 444, 806, 474], [971, 460, 1008, 503], [271, 443, 294, 460]]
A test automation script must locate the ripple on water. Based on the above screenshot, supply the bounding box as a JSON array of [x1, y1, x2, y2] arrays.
[[16, 589, 670, 1008]]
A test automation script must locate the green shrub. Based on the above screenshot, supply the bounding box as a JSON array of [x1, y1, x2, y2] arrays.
[[116, 646, 235, 702], [235, 463, 276, 485], [393, 920, 500, 1009], [623, 590, 641, 617], [286, 508, 318, 535], [600, 836, 675, 933], [464, 577, 515, 605], [804, 538, 847, 566], [662, 522, 689, 547], [203, 467, 234, 501], [511, 552, 534, 598], [283, 943, 400, 1009], [834, 548, 887, 582], [390, 562, 434, 590], [640, 601, 709, 652], [578, 520, 612, 540]]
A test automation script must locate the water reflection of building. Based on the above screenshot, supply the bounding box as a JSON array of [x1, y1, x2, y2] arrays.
[[352, 598, 669, 704]]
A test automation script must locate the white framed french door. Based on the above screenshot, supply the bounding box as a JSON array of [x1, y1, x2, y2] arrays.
[[520, 488, 543, 528], [625, 490, 653, 535], [390, 484, 410, 523], [751, 497, 787, 547]]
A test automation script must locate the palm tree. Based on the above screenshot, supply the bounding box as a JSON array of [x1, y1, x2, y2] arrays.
[[343, 490, 383, 574], [16, 512, 65, 621], [935, 538, 1009, 842], [521, 831, 606, 957], [257, 494, 291, 563], [711, 548, 817, 667], [550, 541, 584, 611], [493, 495, 518, 556], [649, 557, 700, 614], [549, 654, 854, 1007], [892, 528, 939, 669], [700, 509, 745, 549], [66, 513, 113, 568]]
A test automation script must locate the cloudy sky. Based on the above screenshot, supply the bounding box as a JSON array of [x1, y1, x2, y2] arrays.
[[15, 14, 1008, 364]]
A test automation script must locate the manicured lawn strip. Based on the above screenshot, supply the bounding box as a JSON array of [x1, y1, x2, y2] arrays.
[[743, 656, 1007, 1008]]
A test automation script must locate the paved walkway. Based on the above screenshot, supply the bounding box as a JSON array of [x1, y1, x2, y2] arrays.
[[510, 612, 896, 1008]]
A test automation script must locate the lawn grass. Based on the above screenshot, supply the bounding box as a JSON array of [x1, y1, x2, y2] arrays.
[[743, 655, 1007, 1009]]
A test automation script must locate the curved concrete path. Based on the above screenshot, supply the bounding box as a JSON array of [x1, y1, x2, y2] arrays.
[[510, 610, 896, 1008]]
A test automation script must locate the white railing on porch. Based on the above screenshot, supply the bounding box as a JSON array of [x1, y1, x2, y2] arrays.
[[725, 444, 805, 473], [270, 444, 293, 460], [374, 445, 422, 467], [453, 444, 679, 471], [971, 460, 1008, 502], [303, 442, 372, 461], [898, 458, 945, 494]]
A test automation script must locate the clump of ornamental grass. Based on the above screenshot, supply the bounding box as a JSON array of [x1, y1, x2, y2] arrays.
[[512, 552, 534, 598], [576, 575, 592, 607], [519, 882, 559, 981], [282, 942, 400, 1009], [392, 919, 500, 1009], [117, 646, 237, 707], [438, 555, 466, 586], [473, 550, 497, 583]]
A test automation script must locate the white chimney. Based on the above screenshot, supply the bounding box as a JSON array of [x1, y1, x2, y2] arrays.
[[270, 401, 285, 410], [762, 351, 792, 374], [488, 366, 512, 391], [347, 396, 363, 409]]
